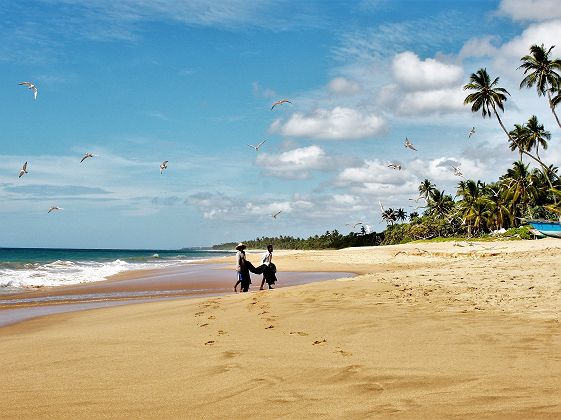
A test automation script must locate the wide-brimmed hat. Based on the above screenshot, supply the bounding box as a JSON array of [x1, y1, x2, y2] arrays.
[[235, 242, 246, 250]]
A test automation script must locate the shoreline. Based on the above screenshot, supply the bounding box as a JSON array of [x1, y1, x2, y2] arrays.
[[2, 239, 561, 417]]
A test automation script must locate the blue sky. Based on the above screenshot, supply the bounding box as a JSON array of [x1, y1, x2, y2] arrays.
[[1, 0, 561, 248]]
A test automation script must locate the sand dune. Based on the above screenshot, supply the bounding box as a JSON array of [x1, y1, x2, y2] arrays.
[[2, 239, 561, 418]]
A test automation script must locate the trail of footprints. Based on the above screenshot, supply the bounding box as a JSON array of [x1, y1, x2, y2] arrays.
[[250, 293, 353, 357], [195, 293, 353, 357], [194, 298, 225, 346]]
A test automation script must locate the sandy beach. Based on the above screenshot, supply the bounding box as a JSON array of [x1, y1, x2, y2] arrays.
[[2, 239, 561, 418]]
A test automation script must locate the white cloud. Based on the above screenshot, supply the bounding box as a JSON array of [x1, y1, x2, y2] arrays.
[[270, 107, 386, 140], [327, 77, 361, 96], [397, 87, 466, 115], [459, 36, 499, 59], [392, 51, 463, 91], [498, 0, 561, 22], [255, 146, 328, 179]]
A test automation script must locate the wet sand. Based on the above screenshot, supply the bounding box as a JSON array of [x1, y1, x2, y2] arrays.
[[2, 239, 561, 418]]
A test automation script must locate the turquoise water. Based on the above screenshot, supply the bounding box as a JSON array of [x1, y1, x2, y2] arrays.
[[0, 247, 231, 290]]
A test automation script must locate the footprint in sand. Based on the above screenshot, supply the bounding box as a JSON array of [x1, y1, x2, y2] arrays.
[[200, 323, 209, 327], [258, 311, 269, 315], [221, 350, 239, 359], [205, 340, 215, 346], [218, 330, 227, 335], [208, 315, 216, 320], [335, 347, 352, 357], [313, 339, 327, 345], [195, 311, 205, 317], [290, 331, 309, 336], [265, 325, 275, 329]]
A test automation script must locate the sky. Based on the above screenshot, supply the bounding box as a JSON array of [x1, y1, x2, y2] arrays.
[[1, 0, 561, 249]]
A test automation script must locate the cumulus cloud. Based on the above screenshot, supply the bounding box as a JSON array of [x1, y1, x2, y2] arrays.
[[327, 77, 361, 95], [498, 0, 561, 22], [397, 87, 466, 115], [255, 145, 329, 179], [269, 107, 386, 140], [392, 51, 463, 91]]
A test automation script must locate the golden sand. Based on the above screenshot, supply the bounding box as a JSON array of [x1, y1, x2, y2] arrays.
[[2, 239, 561, 418]]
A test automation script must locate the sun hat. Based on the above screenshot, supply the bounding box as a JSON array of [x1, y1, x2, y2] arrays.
[[235, 243, 246, 250]]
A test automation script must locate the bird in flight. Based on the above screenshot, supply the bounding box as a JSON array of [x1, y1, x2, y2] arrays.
[[345, 222, 363, 229], [468, 126, 476, 138], [451, 166, 463, 177], [19, 82, 38, 100], [48, 206, 63, 213], [248, 140, 267, 151], [160, 160, 168, 174], [378, 200, 385, 213], [18, 162, 28, 178], [272, 211, 282, 219], [81, 153, 94, 163], [387, 163, 402, 170], [271, 99, 291, 110], [404, 138, 417, 151], [408, 196, 425, 203]]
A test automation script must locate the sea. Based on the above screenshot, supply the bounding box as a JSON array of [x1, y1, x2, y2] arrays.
[[0, 248, 232, 293]]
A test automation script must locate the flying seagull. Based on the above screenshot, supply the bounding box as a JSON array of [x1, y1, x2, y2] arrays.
[[404, 137, 417, 151], [19, 82, 38, 100], [248, 140, 267, 151], [345, 222, 363, 229], [468, 126, 476, 138], [81, 153, 94, 163], [378, 200, 385, 213], [48, 206, 63, 213], [408, 196, 425, 203], [160, 160, 168, 174], [272, 211, 282, 219], [388, 163, 402, 170], [451, 166, 463, 177], [18, 162, 28, 178], [271, 99, 291, 110]]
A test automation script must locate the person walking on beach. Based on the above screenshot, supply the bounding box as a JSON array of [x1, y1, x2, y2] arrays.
[[259, 244, 276, 290], [234, 243, 251, 293]]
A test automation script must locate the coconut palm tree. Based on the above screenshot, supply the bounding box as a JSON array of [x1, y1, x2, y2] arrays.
[[524, 115, 550, 161], [382, 208, 396, 226], [418, 179, 436, 200], [500, 161, 539, 223], [427, 189, 454, 218], [395, 208, 407, 223], [508, 123, 530, 162], [464, 68, 560, 181], [409, 211, 419, 221], [519, 44, 561, 128]]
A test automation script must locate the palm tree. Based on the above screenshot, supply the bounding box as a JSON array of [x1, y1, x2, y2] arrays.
[[519, 44, 561, 128], [382, 209, 396, 226], [524, 115, 550, 161], [427, 189, 454, 218], [508, 123, 530, 162], [409, 211, 419, 221], [418, 179, 436, 200], [500, 161, 539, 223], [464, 68, 560, 181], [395, 208, 407, 223]]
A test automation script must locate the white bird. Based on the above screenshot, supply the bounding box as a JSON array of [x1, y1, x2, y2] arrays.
[[408, 196, 425, 203], [451, 165, 463, 177], [272, 211, 282, 219], [404, 137, 417, 151], [160, 160, 168, 174], [248, 140, 267, 151], [388, 162, 402, 170], [378, 200, 385, 213], [468, 126, 476, 138], [18, 162, 28, 178], [345, 222, 363, 229], [81, 153, 94, 163], [48, 206, 63, 213], [19, 81, 38, 100], [271, 99, 291, 110]]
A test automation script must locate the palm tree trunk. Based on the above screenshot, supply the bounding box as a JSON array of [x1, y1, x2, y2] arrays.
[[493, 107, 561, 181], [547, 89, 561, 129]]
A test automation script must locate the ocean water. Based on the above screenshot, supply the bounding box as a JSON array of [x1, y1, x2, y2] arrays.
[[0, 248, 231, 292]]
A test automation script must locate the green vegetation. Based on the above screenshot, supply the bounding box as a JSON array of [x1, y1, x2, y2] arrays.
[[214, 44, 561, 250]]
